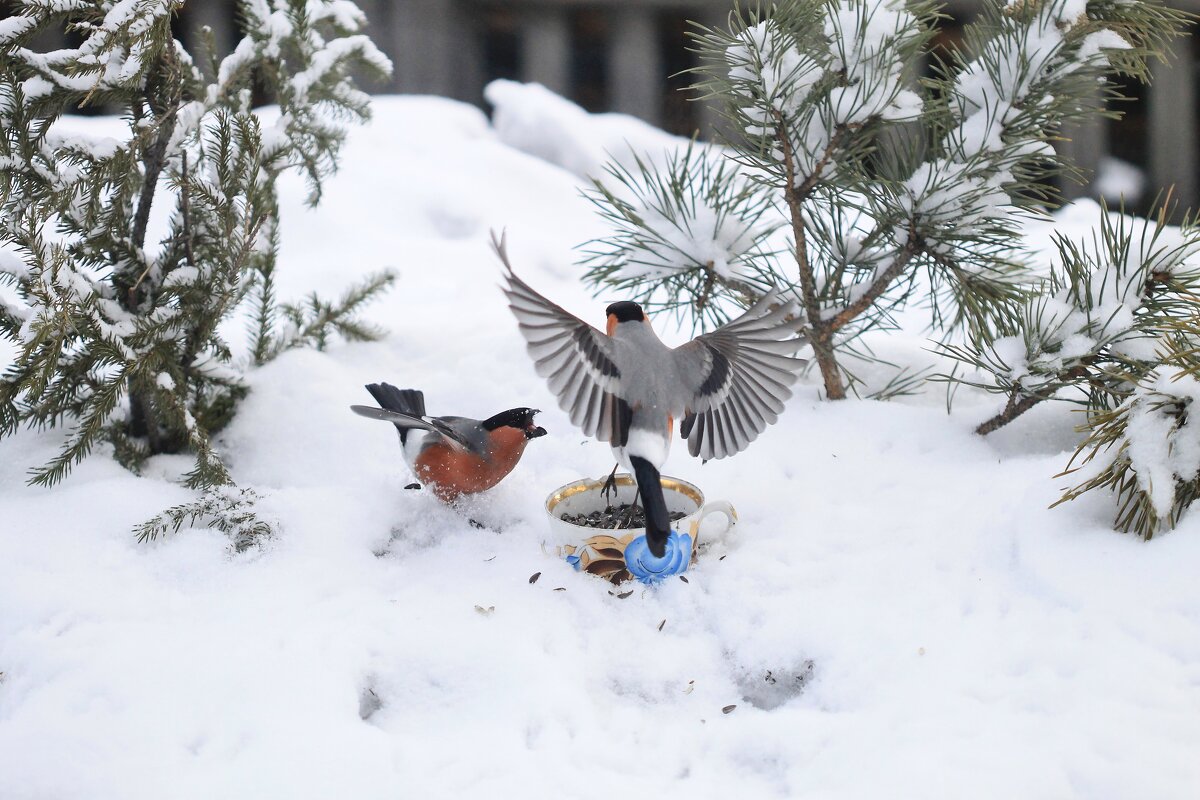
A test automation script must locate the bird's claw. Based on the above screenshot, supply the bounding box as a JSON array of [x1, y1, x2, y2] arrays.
[[600, 465, 619, 504]]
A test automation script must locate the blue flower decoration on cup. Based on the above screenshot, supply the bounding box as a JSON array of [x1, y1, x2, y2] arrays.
[[624, 531, 693, 585]]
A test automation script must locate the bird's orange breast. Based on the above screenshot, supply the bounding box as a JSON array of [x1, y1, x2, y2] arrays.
[[413, 427, 529, 503]]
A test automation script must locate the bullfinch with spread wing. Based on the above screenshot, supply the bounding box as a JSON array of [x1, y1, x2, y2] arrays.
[[351, 383, 546, 503], [494, 231, 807, 559]]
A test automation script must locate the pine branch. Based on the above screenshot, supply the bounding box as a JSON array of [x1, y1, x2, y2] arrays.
[[827, 229, 923, 333], [579, 143, 780, 331], [775, 110, 843, 398], [975, 389, 1051, 436]]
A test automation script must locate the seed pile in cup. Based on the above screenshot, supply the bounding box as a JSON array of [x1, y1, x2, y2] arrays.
[[560, 503, 687, 529]]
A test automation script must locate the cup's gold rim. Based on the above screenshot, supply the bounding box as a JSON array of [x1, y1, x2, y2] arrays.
[[545, 473, 705, 524]]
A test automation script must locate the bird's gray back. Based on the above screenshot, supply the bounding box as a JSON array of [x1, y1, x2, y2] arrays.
[[611, 325, 685, 427]]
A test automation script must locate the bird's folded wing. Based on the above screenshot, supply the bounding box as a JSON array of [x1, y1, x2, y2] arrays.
[[350, 405, 472, 450], [674, 290, 808, 460], [493, 232, 630, 447]]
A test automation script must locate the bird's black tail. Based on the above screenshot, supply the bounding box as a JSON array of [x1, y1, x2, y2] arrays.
[[630, 456, 670, 558], [365, 383, 425, 442]]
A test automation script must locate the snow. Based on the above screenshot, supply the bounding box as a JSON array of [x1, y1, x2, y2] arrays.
[[634, 201, 763, 280], [290, 35, 391, 105], [726, 21, 823, 114], [0, 13, 37, 44], [824, 0, 921, 125], [3, 90, 1200, 800], [1095, 156, 1147, 205], [486, 79, 683, 179]]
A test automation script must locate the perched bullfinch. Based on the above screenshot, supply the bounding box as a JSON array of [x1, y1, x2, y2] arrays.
[[351, 383, 546, 503], [494, 231, 807, 558]]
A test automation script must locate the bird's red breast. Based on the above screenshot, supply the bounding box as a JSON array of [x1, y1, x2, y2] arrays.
[[413, 427, 530, 502]]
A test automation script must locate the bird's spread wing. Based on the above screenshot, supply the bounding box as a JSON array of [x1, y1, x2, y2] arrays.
[[493, 231, 630, 446], [674, 290, 808, 460], [350, 405, 473, 451]]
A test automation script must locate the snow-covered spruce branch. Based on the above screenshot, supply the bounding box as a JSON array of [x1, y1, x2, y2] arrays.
[[0, 1, 393, 540], [134, 485, 278, 552], [941, 202, 1200, 435], [583, 0, 1186, 399]]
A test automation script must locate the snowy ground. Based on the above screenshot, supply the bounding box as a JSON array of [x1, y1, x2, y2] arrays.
[[3, 87, 1200, 799]]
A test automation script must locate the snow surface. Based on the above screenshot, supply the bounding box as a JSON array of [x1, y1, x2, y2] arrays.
[[3, 92, 1200, 800]]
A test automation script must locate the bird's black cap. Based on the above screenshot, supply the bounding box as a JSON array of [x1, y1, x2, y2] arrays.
[[482, 407, 547, 439], [606, 301, 645, 323]]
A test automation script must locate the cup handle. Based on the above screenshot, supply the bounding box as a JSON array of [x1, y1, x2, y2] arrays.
[[687, 500, 737, 545]]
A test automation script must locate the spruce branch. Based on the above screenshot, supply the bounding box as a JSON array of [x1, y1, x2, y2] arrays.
[[273, 269, 396, 356], [135, 485, 278, 551], [127, 43, 182, 300]]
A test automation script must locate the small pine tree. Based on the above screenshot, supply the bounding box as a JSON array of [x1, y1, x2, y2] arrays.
[[580, 0, 1187, 400], [0, 1, 393, 541]]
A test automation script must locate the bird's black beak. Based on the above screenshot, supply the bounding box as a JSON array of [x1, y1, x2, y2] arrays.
[[525, 410, 547, 439]]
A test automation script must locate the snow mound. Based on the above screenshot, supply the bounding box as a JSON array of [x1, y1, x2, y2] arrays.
[[485, 79, 687, 179]]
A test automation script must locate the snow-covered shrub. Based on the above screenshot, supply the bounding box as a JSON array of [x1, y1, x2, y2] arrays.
[[0, 0, 392, 522], [581, 0, 1186, 399]]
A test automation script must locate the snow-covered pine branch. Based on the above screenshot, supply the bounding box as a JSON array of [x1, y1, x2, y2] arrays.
[[1058, 340, 1200, 539], [0, 1, 394, 542], [580, 144, 784, 330], [941, 202, 1200, 434], [584, 0, 1187, 399]]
